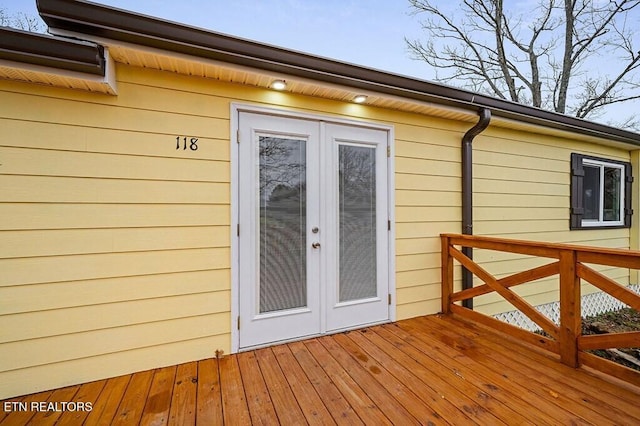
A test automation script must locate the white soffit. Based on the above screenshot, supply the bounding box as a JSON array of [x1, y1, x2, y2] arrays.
[[107, 42, 479, 124], [106, 42, 638, 147], [0, 48, 117, 95], [37, 29, 640, 148]]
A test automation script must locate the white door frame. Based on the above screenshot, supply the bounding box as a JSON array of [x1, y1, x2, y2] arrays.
[[230, 103, 396, 353]]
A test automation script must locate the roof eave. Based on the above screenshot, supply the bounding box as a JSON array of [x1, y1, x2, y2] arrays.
[[0, 25, 104, 76], [36, 0, 640, 146]]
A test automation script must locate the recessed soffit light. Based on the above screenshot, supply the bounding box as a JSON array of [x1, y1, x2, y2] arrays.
[[353, 95, 368, 103], [271, 80, 287, 90]]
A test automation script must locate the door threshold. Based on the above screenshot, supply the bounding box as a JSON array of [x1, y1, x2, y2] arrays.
[[238, 319, 391, 352]]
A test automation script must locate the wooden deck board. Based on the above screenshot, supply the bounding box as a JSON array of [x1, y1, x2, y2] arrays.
[[302, 338, 394, 425], [367, 326, 528, 425], [218, 353, 251, 425], [0, 390, 52, 425], [430, 315, 639, 425], [254, 348, 307, 425], [318, 335, 422, 425], [56, 381, 106, 426], [443, 314, 640, 408], [168, 362, 197, 425], [347, 328, 510, 425], [417, 318, 602, 421], [272, 345, 335, 425], [399, 318, 592, 425], [237, 351, 279, 425], [27, 385, 80, 426], [2, 315, 639, 426], [426, 317, 622, 424], [139, 365, 176, 426], [83, 375, 130, 426], [111, 369, 153, 425], [195, 358, 223, 425], [332, 332, 465, 425], [386, 321, 562, 425], [282, 342, 352, 425]]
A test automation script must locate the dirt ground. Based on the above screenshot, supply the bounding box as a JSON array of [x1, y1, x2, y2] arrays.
[[582, 308, 640, 370]]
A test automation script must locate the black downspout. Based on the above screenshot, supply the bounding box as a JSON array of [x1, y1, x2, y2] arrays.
[[462, 108, 491, 309]]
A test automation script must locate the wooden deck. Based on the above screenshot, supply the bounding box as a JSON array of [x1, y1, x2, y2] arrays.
[[2, 315, 640, 425]]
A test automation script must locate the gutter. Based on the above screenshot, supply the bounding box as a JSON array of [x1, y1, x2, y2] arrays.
[[461, 108, 492, 309], [0, 26, 104, 75], [36, 0, 640, 146]]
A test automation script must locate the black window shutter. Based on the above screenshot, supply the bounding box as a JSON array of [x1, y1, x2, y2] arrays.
[[570, 153, 585, 229], [624, 162, 634, 227]]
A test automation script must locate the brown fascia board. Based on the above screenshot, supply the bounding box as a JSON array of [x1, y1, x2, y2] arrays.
[[36, 0, 640, 146], [0, 26, 104, 75]]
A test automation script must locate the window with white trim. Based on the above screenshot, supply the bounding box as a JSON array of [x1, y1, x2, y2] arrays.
[[570, 153, 633, 229]]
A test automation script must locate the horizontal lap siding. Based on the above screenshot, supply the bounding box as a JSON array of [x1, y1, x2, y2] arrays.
[[0, 63, 468, 398], [3, 60, 631, 398], [0, 64, 234, 399], [113, 67, 467, 324], [472, 129, 632, 315], [394, 123, 465, 320]]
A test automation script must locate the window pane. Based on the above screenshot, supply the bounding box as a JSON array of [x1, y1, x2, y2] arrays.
[[259, 137, 306, 313], [603, 167, 621, 222], [583, 165, 600, 220], [339, 144, 377, 302]]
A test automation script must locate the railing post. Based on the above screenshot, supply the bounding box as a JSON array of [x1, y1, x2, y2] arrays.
[[559, 249, 581, 368], [441, 235, 453, 314]]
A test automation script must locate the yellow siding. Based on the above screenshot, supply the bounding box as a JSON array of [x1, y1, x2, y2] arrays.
[[393, 121, 463, 320], [0, 60, 635, 398], [0, 62, 467, 398], [0, 227, 230, 258], [472, 128, 632, 315], [0, 335, 229, 400], [0, 65, 235, 399], [0, 270, 230, 314], [0, 248, 229, 286]]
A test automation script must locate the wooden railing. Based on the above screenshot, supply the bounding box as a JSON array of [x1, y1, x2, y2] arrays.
[[441, 233, 640, 385]]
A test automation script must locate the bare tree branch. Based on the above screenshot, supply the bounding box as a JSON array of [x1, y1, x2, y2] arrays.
[[406, 0, 640, 128], [0, 7, 46, 33]]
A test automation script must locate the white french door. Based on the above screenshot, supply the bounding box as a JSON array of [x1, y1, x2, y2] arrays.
[[237, 111, 389, 349]]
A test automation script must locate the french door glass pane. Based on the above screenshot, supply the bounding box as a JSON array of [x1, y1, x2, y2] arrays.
[[603, 166, 621, 221], [338, 144, 376, 302], [259, 136, 306, 313], [583, 165, 600, 220]]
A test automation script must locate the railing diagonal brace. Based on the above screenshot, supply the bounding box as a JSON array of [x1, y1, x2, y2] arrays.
[[449, 246, 560, 339], [451, 261, 560, 302], [577, 264, 640, 311]]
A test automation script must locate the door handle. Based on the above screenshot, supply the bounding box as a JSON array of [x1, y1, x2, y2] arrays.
[[311, 242, 321, 249]]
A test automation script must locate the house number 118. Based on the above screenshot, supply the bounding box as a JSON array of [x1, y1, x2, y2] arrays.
[[176, 136, 198, 151]]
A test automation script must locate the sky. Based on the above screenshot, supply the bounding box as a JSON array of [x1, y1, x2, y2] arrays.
[[2, 0, 639, 128], [3, 0, 431, 79]]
